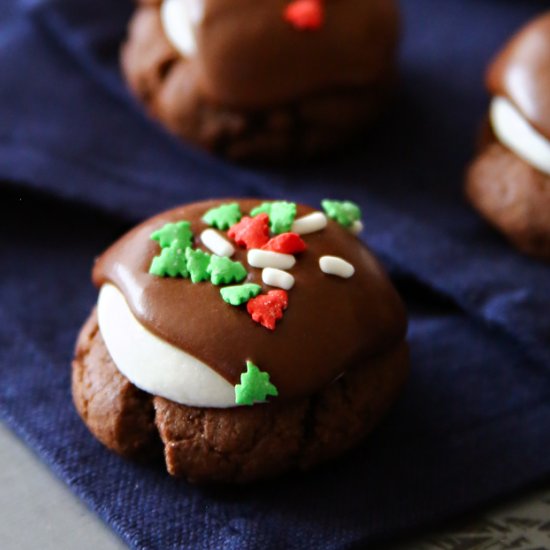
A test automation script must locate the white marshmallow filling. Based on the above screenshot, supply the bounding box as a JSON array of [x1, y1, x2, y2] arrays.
[[490, 96, 550, 177], [160, 0, 204, 59], [97, 283, 236, 408]]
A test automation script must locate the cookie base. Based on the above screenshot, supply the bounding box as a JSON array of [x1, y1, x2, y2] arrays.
[[72, 310, 409, 483], [120, 3, 394, 162], [466, 141, 550, 261]]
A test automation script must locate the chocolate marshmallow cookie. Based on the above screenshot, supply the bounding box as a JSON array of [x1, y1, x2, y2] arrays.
[[72, 198, 408, 483], [121, 0, 400, 161], [466, 13, 550, 260]]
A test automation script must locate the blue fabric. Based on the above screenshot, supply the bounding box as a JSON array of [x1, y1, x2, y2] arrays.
[[1, 0, 550, 548]]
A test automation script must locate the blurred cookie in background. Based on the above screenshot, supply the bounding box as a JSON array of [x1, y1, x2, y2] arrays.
[[121, 0, 400, 162], [467, 12, 550, 260]]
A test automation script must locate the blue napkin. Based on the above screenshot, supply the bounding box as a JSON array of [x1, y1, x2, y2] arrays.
[[1, 0, 550, 548]]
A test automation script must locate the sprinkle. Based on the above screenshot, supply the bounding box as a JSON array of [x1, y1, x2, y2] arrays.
[[200, 229, 235, 257], [235, 361, 278, 406], [228, 214, 270, 249], [149, 241, 189, 278], [321, 199, 362, 228], [262, 233, 306, 254], [283, 0, 323, 31], [319, 256, 355, 279], [262, 268, 295, 290], [350, 220, 364, 235], [185, 248, 211, 283], [291, 212, 327, 235], [202, 203, 242, 230], [250, 201, 297, 234], [150, 221, 193, 248], [248, 249, 296, 270], [207, 255, 247, 285], [220, 283, 262, 306], [247, 290, 289, 330]]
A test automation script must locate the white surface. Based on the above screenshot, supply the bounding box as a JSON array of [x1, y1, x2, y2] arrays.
[[98, 284, 236, 408], [490, 96, 550, 176], [160, 0, 203, 58], [0, 422, 126, 550], [393, 484, 550, 549], [262, 267, 295, 290]]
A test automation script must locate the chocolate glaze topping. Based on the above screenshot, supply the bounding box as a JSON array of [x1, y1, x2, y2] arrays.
[[93, 199, 407, 401], [487, 12, 550, 140], [187, 0, 400, 109]]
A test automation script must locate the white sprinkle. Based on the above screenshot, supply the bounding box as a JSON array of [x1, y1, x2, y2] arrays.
[[291, 212, 327, 235], [319, 256, 355, 279], [262, 268, 295, 290], [350, 220, 364, 235], [200, 229, 235, 257], [248, 249, 296, 270]]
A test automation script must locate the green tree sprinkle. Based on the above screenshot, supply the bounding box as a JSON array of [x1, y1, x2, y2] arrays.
[[250, 201, 297, 234], [220, 283, 262, 306], [207, 255, 247, 285], [321, 200, 361, 228], [235, 361, 278, 406], [185, 248, 211, 283], [149, 241, 189, 278], [202, 203, 242, 230], [150, 221, 193, 248]]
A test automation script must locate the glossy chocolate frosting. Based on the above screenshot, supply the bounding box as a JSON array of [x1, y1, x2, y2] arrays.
[[186, 0, 399, 109], [93, 199, 407, 401], [487, 12, 550, 140]]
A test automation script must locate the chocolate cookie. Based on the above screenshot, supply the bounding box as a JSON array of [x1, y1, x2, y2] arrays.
[[121, 0, 400, 162], [467, 140, 550, 259], [73, 198, 409, 482], [73, 310, 408, 483], [466, 12, 550, 260]]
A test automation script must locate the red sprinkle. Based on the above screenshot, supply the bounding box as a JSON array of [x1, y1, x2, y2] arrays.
[[228, 214, 270, 250], [262, 232, 307, 254], [247, 290, 289, 330], [283, 0, 323, 31]]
